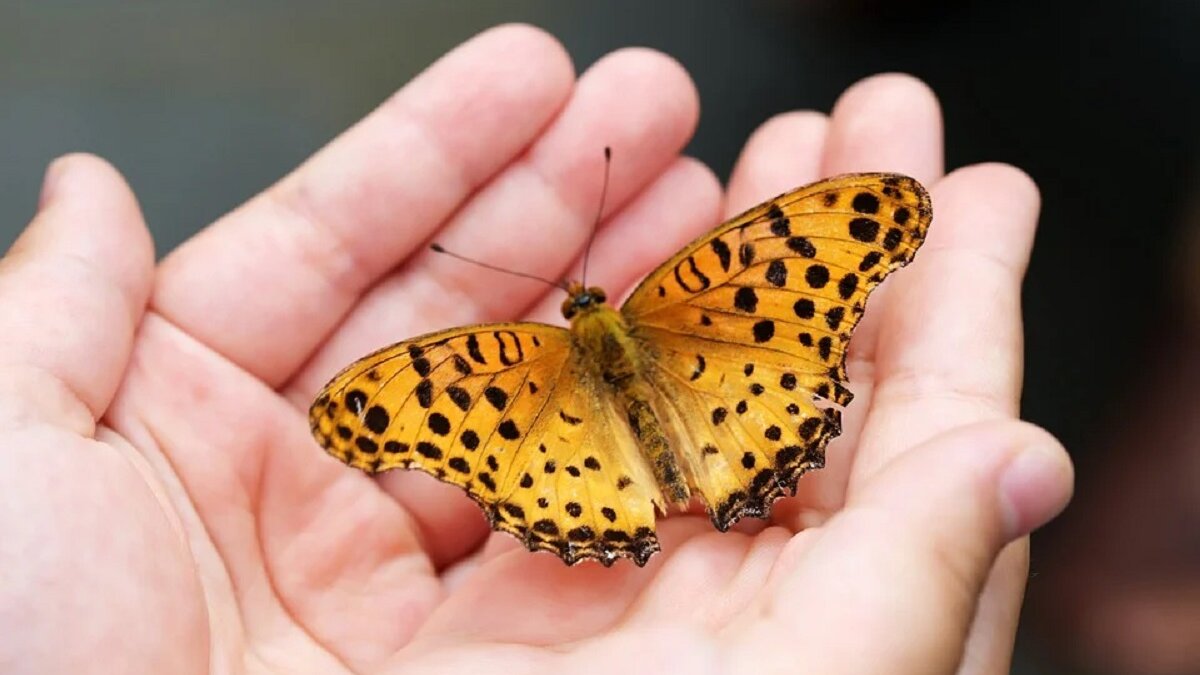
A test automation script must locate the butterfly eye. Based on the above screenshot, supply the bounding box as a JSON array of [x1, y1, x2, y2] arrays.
[[588, 287, 607, 304], [561, 296, 578, 319]]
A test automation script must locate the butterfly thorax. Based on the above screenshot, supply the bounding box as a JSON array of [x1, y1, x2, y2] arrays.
[[565, 283, 692, 505]]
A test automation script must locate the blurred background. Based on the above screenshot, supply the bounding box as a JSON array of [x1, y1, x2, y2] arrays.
[[3, 1, 1198, 672]]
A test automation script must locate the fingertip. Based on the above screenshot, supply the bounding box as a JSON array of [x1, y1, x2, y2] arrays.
[[51, 152, 154, 287], [24, 153, 155, 302], [1, 152, 154, 420], [824, 72, 944, 184], [527, 46, 700, 217], [669, 155, 723, 212], [940, 161, 1042, 218], [997, 425, 1074, 539], [727, 110, 829, 215], [468, 22, 577, 92], [743, 110, 829, 158], [928, 162, 1043, 274], [589, 46, 701, 139], [392, 22, 576, 175], [40, 152, 133, 209], [833, 72, 940, 115], [851, 419, 1072, 549]]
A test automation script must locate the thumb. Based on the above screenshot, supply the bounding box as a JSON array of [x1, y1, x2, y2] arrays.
[[764, 420, 1073, 675], [0, 154, 154, 434]]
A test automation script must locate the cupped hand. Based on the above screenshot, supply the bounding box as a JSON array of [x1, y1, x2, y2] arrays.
[[0, 25, 1072, 675]]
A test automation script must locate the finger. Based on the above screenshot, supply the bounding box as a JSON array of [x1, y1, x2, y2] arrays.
[[375, 155, 718, 569], [759, 420, 1072, 674], [852, 164, 1041, 483], [0, 154, 154, 433], [852, 164, 1042, 675], [957, 540, 1029, 675], [288, 47, 699, 402], [153, 24, 576, 387], [725, 110, 829, 216], [820, 73, 944, 185], [819, 74, 944, 387]]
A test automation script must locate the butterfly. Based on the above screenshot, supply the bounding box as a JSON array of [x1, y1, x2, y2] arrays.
[[309, 172, 932, 567]]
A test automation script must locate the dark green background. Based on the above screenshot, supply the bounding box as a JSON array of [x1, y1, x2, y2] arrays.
[[4, 2, 1197, 672]]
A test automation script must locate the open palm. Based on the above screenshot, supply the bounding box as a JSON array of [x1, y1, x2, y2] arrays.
[[0, 25, 1071, 675]]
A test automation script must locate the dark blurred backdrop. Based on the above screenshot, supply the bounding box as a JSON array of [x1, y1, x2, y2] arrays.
[[4, 2, 1198, 673]]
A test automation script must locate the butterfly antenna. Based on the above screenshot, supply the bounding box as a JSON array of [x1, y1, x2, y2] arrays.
[[580, 146, 612, 288], [429, 243, 569, 291]]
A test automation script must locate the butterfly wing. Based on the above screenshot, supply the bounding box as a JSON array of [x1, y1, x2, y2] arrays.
[[309, 323, 664, 566], [621, 173, 932, 529]]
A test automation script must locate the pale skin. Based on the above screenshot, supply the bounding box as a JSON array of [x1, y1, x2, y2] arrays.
[[0, 25, 1072, 675]]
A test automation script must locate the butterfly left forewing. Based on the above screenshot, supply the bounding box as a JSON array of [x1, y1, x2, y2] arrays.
[[622, 173, 932, 528], [310, 323, 570, 478]]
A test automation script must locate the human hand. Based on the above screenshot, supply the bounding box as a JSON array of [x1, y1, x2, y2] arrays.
[[0, 25, 1072, 675]]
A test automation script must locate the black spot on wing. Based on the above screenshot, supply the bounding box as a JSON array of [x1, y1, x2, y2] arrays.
[[805, 265, 830, 289], [363, 406, 390, 434], [734, 287, 758, 313], [498, 420, 521, 440], [793, 298, 815, 319], [849, 218, 880, 242], [673, 255, 711, 293], [710, 238, 732, 272], [739, 242, 755, 267], [461, 429, 480, 450], [427, 412, 451, 436], [852, 192, 880, 214], [416, 379, 433, 408], [826, 307, 845, 330], [484, 386, 508, 411], [466, 334, 487, 364], [452, 354, 473, 375], [345, 390, 367, 415], [770, 215, 790, 237], [765, 260, 788, 287], [494, 330, 524, 366], [838, 273, 859, 300], [859, 251, 883, 272], [752, 320, 775, 343], [883, 227, 904, 251], [416, 442, 442, 460], [786, 237, 816, 257], [446, 386, 471, 411]]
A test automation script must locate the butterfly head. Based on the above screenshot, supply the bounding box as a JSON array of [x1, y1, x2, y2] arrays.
[[561, 281, 608, 320]]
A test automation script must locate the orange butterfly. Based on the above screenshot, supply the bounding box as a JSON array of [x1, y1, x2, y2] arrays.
[[310, 171, 931, 566]]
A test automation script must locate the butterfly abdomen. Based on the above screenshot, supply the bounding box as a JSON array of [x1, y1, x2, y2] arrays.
[[570, 304, 689, 505], [623, 397, 690, 504]]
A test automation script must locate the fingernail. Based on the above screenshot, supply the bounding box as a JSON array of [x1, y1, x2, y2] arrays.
[[38, 156, 71, 210], [998, 442, 1071, 538]]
